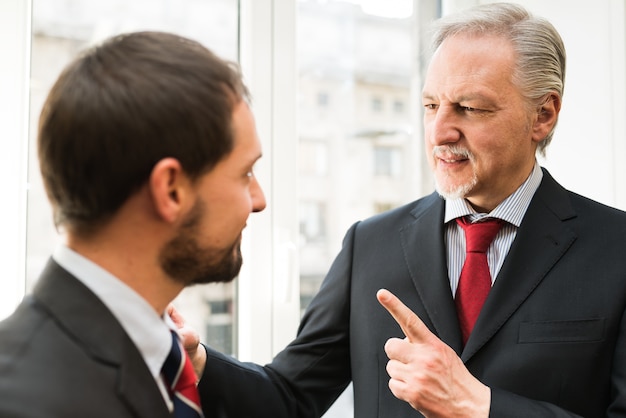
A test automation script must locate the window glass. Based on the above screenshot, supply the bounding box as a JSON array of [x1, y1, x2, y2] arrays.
[[373, 146, 402, 177], [297, 0, 419, 311], [296, 0, 428, 415], [28, 0, 240, 355]]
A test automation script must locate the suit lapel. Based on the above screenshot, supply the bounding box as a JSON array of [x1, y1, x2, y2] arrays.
[[400, 193, 464, 353], [461, 170, 578, 360], [33, 260, 171, 418], [116, 358, 172, 418]]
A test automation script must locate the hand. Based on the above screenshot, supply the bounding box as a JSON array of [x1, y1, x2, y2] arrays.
[[376, 289, 490, 418], [167, 304, 207, 380]]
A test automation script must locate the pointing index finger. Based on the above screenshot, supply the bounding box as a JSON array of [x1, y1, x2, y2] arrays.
[[377, 288, 430, 343]]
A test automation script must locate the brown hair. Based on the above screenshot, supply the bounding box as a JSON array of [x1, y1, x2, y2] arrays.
[[38, 31, 249, 234]]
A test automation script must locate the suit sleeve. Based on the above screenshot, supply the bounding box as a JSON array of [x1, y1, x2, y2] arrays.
[[197, 345, 296, 418], [198, 223, 359, 418], [263, 222, 357, 416]]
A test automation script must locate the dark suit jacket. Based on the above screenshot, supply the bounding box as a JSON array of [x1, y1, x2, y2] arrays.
[[199, 169, 626, 417], [0, 260, 172, 417]]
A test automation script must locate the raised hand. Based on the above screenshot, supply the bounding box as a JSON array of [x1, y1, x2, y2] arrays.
[[376, 289, 490, 418]]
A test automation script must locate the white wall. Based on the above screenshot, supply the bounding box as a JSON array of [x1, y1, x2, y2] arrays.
[[479, 0, 626, 209]]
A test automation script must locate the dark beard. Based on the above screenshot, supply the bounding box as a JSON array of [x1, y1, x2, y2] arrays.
[[159, 199, 243, 286]]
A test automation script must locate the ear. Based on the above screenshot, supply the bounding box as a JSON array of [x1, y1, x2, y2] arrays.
[[149, 158, 190, 224], [531, 92, 561, 143]]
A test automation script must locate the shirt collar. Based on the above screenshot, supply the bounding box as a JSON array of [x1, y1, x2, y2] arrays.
[[52, 244, 174, 379], [444, 162, 543, 226]]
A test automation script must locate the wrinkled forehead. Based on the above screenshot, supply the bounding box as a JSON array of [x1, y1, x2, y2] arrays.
[[424, 34, 517, 93]]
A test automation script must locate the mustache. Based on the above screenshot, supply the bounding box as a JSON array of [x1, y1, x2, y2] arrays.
[[432, 145, 473, 161]]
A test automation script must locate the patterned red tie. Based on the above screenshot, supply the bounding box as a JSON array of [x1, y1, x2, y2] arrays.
[[162, 330, 204, 418], [455, 217, 504, 345]]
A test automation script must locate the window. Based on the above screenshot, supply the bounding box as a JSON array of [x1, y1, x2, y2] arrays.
[[3, 0, 433, 392], [296, 1, 429, 415], [393, 99, 405, 114], [317, 91, 330, 107], [6, 1, 622, 417], [299, 140, 329, 176], [299, 201, 327, 243], [371, 96, 384, 112], [373, 146, 402, 177]]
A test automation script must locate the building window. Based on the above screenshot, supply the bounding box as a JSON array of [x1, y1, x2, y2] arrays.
[[317, 91, 330, 107], [393, 99, 405, 114], [373, 146, 402, 177], [371, 96, 383, 112], [205, 323, 234, 356], [299, 140, 329, 176], [299, 201, 327, 243]]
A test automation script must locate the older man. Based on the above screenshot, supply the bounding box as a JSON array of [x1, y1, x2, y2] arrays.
[[194, 3, 626, 417]]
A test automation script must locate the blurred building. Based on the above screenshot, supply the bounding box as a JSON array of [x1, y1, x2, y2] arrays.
[[297, 0, 426, 313]]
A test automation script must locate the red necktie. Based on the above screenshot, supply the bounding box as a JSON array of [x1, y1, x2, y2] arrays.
[[162, 330, 204, 418], [455, 217, 504, 345]]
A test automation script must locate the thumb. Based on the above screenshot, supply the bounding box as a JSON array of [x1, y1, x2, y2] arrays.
[[166, 303, 186, 329]]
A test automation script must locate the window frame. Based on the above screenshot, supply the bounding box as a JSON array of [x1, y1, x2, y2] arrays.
[[237, 0, 300, 362], [0, 0, 30, 319]]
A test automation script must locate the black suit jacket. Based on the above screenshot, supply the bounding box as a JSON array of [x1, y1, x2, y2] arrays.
[[199, 169, 626, 417], [0, 260, 172, 417]]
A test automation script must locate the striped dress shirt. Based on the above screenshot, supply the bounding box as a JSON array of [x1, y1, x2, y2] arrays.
[[444, 162, 543, 296]]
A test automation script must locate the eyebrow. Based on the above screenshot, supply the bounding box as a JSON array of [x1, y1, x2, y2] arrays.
[[422, 91, 494, 105], [243, 152, 262, 168]]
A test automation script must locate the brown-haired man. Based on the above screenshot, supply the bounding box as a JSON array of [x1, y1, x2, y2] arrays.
[[0, 31, 278, 417]]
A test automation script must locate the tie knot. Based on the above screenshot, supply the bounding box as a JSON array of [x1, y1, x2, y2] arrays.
[[456, 217, 504, 253]]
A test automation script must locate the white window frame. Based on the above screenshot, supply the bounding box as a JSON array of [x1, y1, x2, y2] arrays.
[[237, 0, 301, 362], [0, 0, 31, 319]]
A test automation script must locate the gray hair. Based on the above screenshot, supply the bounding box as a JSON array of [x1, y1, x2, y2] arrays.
[[430, 3, 566, 155]]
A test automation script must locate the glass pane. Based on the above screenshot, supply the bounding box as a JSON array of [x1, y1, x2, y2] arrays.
[[28, 0, 240, 356], [297, 0, 424, 415], [297, 0, 420, 312]]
